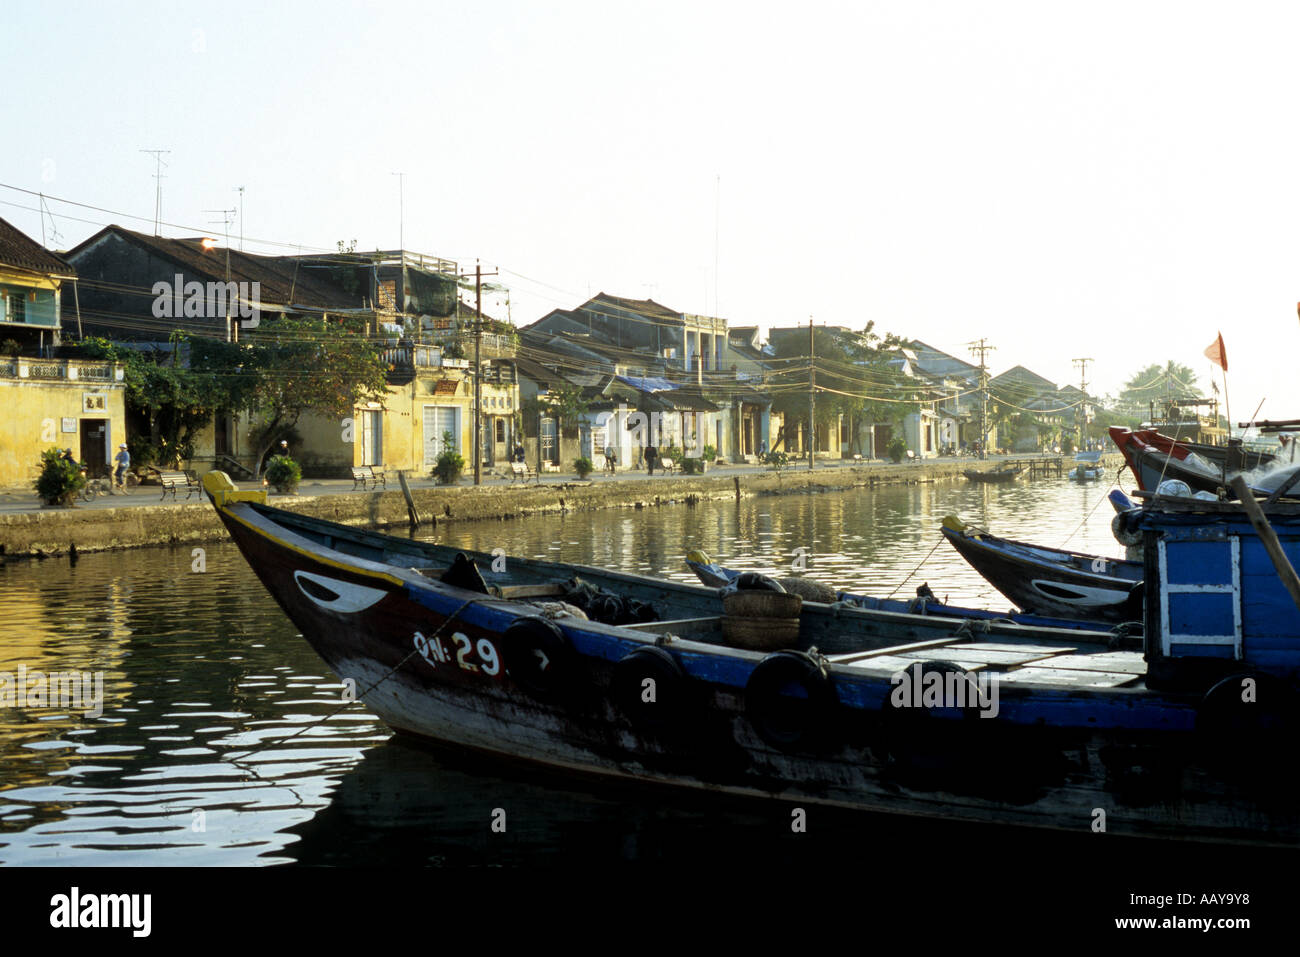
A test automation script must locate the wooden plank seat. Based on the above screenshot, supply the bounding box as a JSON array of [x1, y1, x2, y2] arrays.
[[157, 469, 200, 501], [351, 465, 387, 490], [509, 461, 537, 483]]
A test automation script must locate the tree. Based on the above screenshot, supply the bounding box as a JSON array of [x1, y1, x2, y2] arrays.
[[766, 322, 907, 456], [1116, 361, 1201, 420], [76, 334, 225, 468], [198, 316, 391, 479]]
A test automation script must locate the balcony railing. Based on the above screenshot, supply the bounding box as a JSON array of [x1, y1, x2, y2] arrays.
[[0, 357, 122, 381]]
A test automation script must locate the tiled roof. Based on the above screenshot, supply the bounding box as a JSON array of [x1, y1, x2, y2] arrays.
[[66, 226, 359, 310], [0, 217, 75, 277], [583, 292, 683, 323]]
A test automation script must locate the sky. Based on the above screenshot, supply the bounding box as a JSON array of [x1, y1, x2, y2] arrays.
[[5, 0, 1300, 423]]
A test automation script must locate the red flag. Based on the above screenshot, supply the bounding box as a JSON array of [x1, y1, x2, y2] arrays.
[[1204, 333, 1227, 372]]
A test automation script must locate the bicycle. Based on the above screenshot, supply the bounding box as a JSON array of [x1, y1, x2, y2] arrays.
[[78, 470, 112, 502]]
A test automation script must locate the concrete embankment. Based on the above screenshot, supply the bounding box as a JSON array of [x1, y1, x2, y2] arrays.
[[0, 457, 1106, 559]]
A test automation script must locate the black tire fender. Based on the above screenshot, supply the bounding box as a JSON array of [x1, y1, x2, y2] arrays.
[[501, 615, 579, 698], [745, 650, 837, 751], [610, 644, 692, 731]]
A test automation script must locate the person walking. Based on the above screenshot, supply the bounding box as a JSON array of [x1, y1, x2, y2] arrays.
[[644, 444, 658, 476], [113, 443, 130, 492], [604, 444, 617, 475]]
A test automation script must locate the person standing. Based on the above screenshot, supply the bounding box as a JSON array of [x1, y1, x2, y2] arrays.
[[644, 444, 658, 476], [113, 443, 130, 492]]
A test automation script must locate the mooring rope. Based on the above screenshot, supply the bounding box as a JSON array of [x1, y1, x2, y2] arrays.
[[885, 536, 945, 599], [1057, 477, 1122, 549], [226, 595, 480, 778]]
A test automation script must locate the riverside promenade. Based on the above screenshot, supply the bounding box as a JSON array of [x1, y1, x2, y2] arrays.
[[0, 454, 1108, 559]]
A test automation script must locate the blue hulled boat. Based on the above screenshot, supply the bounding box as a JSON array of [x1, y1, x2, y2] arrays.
[[204, 471, 1299, 846]]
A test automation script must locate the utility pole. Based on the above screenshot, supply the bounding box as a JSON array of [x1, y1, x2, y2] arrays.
[[1072, 357, 1093, 450], [808, 318, 815, 471], [968, 339, 996, 459], [462, 259, 499, 486], [140, 149, 170, 235], [205, 209, 236, 340], [235, 186, 245, 250]]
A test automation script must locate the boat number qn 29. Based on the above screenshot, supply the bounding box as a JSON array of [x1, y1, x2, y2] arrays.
[[414, 630, 501, 677]]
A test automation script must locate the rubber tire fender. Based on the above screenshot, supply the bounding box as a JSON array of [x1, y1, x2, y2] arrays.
[[745, 650, 837, 751], [611, 644, 692, 731], [501, 615, 579, 698]]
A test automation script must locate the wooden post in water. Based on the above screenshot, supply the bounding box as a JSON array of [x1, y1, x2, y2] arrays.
[[397, 470, 421, 531], [1229, 475, 1300, 613], [734, 474, 741, 501]]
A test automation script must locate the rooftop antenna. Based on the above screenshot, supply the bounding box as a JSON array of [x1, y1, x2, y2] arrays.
[[38, 193, 63, 249], [234, 186, 245, 250], [140, 149, 170, 235], [391, 172, 405, 252]]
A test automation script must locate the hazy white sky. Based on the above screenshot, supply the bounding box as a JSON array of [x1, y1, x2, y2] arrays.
[[5, 0, 1299, 421]]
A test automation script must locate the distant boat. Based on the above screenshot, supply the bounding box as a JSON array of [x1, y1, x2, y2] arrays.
[[963, 466, 1022, 483], [1068, 450, 1104, 481], [940, 516, 1143, 623]]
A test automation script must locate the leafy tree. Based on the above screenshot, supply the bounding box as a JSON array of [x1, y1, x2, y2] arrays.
[[76, 334, 224, 468], [1116, 361, 1202, 420], [522, 386, 589, 437], [198, 316, 391, 479], [766, 322, 908, 456]]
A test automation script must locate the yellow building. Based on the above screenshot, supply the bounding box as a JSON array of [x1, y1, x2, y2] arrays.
[[0, 217, 129, 488], [190, 350, 519, 478]]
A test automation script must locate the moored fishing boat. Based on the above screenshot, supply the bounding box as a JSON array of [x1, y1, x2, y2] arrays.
[[203, 471, 1299, 846], [1109, 427, 1282, 496], [963, 465, 1022, 483], [940, 516, 1144, 623], [684, 548, 1138, 635], [1067, 450, 1105, 481]]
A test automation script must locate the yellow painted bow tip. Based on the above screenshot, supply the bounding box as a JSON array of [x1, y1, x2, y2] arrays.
[[687, 549, 713, 565], [941, 515, 967, 533], [202, 470, 267, 506]]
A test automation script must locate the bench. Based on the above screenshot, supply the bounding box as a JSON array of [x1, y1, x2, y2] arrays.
[[658, 456, 678, 473], [157, 469, 200, 501], [351, 465, 387, 490], [509, 461, 537, 483]]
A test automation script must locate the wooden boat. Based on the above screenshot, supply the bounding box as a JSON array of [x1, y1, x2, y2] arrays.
[[1109, 427, 1281, 496], [939, 516, 1143, 623], [1067, 451, 1104, 481], [683, 549, 1137, 636], [962, 466, 1022, 483], [202, 471, 1299, 846]]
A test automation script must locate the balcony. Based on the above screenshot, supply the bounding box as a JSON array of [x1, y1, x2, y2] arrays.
[[0, 357, 123, 381]]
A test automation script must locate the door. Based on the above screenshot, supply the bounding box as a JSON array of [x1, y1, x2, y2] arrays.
[[360, 410, 383, 466], [423, 406, 460, 466], [79, 419, 109, 476]]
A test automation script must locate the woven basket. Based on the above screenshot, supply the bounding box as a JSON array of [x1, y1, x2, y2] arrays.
[[722, 591, 803, 650]]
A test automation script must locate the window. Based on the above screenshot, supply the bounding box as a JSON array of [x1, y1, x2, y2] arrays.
[[495, 419, 506, 443]]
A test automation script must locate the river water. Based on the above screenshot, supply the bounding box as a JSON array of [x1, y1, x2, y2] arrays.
[[0, 473, 1139, 866]]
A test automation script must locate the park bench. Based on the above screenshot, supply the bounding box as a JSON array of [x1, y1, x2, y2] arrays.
[[509, 461, 537, 484], [351, 465, 387, 490], [658, 455, 678, 473], [157, 469, 200, 501]]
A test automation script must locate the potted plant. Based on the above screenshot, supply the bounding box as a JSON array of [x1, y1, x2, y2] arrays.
[[574, 456, 594, 479], [887, 437, 907, 464], [433, 431, 465, 485], [265, 454, 302, 494]]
